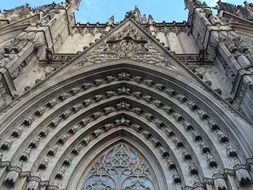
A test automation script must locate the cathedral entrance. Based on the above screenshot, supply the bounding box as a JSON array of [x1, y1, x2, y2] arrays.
[[0, 2, 252, 187]]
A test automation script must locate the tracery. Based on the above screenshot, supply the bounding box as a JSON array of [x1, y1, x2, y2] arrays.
[[83, 143, 155, 190]]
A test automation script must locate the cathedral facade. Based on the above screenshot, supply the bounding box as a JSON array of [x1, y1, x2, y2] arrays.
[[0, 0, 253, 189]]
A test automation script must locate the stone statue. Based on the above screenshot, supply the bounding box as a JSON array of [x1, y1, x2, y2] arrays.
[[45, 48, 53, 64], [197, 49, 206, 64]]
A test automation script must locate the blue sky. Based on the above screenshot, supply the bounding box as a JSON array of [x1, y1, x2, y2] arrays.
[[0, 0, 249, 23]]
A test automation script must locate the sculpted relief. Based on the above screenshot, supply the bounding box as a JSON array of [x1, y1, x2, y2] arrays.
[[83, 143, 155, 190], [78, 23, 173, 68]]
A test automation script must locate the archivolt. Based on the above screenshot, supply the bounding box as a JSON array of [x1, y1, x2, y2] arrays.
[[0, 62, 252, 190]]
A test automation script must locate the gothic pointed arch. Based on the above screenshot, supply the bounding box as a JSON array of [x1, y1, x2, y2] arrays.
[[0, 60, 252, 190], [1, 1, 253, 190], [81, 142, 158, 190]]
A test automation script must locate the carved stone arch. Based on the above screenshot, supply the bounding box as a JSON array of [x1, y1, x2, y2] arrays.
[[8, 60, 251, 157], [29, 111, 188, 190], [0, 61, 252, 190], [71, 131, 167, 190]]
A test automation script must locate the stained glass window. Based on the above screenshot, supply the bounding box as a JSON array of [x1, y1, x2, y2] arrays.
[[83, 143, 155, 190]]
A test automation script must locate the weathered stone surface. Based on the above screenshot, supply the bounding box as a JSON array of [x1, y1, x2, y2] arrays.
[[0, 1, 252, 190]]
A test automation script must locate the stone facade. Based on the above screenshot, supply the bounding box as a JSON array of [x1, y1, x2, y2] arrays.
[[0, 0, 252, 189]]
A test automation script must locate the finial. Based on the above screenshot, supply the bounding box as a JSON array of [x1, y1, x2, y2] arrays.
[[143, 14, 147, 22], [108, 15, 114, 25], [148, 15, 153, 24], [134, 5, 140, 12]]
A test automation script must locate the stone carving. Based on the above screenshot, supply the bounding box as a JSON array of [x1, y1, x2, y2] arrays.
[[3, 32, 33, 54], [0, 50, 16, 68], [45, 48, 53, 64], [19, 97, 199, 185], [58, 92, 70, 101], [0, 75, 13, 110], [48, 145, 59, 157], [1, 3, 31, 23], [0, 70, 250, 189], [218, 1, 253, 21], [234, 164, 252, 186], [72, 103, 83, 112], [26, 178, 40, 190], [94, 78, 106, 86], [117, 72, 131, 81], [213, 173, 228, 190], [226, 144, 237, 157], [116, 101, 131, 110], [4, 162, 23, 187], [49, 118, 60, 128], [83, 143, 155, 190], [29, 137, 40, 148], [185, 0, 208, 9], [108, 15, 114, 25], [125, 6, 143, 22], [55, 167, 66, 180], [105, 75, 116, 82], [117, 86, 131, 95], [94, 94, 105, 102], [78, 23, 173, 68], [20, 147, 32, 161], [218, 53, 236, 82], [39, 156, 50, 170], [176, 54, 211, 64], [36, 3, 64, 26], [81, 82, 94, 90], [80, 117, 92, 126], [52, 54, 76, 63], [221, 36, 253, 72], [207, 153, 217, 167], [0, 1, 252, 190], [199, 142, 210, 153]]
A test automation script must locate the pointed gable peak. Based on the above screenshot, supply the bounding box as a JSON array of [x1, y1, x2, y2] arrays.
[[108, 19, 147, 43], [56, 18, 190, 78]]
